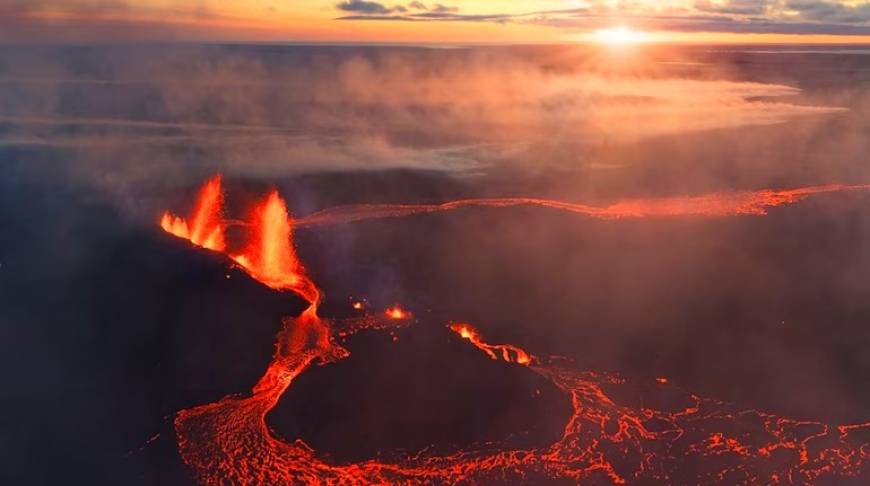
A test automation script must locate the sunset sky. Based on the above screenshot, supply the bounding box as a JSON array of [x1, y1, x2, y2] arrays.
[[2, 0, 870, 44]]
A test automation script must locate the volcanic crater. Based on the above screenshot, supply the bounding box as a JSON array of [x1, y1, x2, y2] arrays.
[[266, 320, 573, 464]]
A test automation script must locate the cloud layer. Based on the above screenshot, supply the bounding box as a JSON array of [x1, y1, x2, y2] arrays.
[[335, 0, 870, 35], [2, 0, 870, 41], [0, 44, 850, 204]]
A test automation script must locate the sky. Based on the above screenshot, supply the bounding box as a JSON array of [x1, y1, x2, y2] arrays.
[[2, 0, 870, 44]]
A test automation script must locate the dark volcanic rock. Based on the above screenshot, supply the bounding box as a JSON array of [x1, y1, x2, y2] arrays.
[[266, 320, 572, 464], [0, 160, 308, 484]]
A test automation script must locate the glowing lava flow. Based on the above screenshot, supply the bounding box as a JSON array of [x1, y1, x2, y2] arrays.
[[295, 184, 870, 228], [163, 176, 870, 485], [385, 306, 411, 320], [449, 323, 532, 365]]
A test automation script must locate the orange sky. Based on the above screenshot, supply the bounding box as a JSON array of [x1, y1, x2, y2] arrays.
[[2, 1, 870, 44]]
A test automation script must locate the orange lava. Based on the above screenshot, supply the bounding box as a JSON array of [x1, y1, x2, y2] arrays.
[[352, 301, 365, 310], [385, 306, 411, 320], [295, 184, 870, 228], [160, 174, 225, 251], [160, 178, 319, 304], [162, 175, 870, 485], [230, 190, 319, 304], [449, 323, 532, 365]]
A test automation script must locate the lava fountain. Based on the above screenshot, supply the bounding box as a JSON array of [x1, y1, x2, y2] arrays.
[[230, 190, 320, 304], [160, 174, 225, 252]]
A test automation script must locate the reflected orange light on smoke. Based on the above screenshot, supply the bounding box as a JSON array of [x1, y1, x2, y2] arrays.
[[449, 323, 532, 365]]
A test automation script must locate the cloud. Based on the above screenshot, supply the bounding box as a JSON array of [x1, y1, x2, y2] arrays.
[[0, 0, 224, 20], [785, 0, 870, 23], [335, 2, 531, 22], [335, 0, 401, 15], [335, 0, 870, 35], [0, 0, 271, 43], [694, 0, 775, 16], [4, 0, 870, 41], [335, 1, 474, 20]]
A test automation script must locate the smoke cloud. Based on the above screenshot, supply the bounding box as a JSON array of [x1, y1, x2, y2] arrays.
[[0, 45, 856, 201]]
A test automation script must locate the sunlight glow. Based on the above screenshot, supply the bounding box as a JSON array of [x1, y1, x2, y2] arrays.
[[593, 26, 650, 45]]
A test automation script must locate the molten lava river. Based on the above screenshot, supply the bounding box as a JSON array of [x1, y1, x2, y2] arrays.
[[161, 175, 870, 485]]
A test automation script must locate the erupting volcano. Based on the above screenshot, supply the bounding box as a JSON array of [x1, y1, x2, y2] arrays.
[[385, 306, 411, 320], [161, 175, 870, 485], [160, 175, 226, 252], [160, 177, 319, 304]]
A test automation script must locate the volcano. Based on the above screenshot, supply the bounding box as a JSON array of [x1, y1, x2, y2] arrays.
[[266, 322, 571, 465], [6, 42, 870, 486], [159, 175, 870, 485]]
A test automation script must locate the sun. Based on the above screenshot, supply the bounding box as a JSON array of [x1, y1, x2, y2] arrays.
[[593, 26, 649, 45]]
